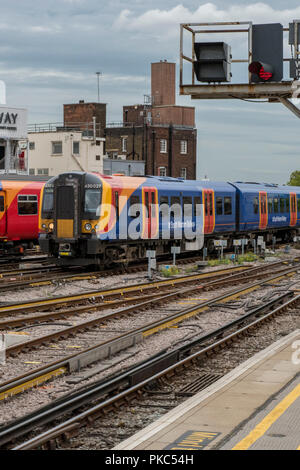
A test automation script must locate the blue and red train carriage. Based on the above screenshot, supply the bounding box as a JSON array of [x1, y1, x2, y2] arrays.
[[38, 172, 300, 267]]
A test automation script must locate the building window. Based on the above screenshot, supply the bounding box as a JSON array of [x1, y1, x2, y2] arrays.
[[122, 137, 127, 153], [29, 142, 35, 150], [29, 168, 35, 175], [73, 141, 80, 155], [160, 139, 167, 154], [158, 167, 167, 177], [18, 195, 38, 215], [96, 155, 101, 161], [52, 141, 62, 155], [180, 140, 187, 154], [37, 168, 49, 175], [180, 168, 187, 179]]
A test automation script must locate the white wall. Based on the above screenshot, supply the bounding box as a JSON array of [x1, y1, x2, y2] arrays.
[[28, 131, 105, 176]]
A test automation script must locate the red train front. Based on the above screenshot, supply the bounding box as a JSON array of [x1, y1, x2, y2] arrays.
[[0, 177, 45, 255]]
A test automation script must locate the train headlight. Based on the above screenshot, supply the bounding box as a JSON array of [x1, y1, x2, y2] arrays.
[[85, 223, 92, 231], [49, 223, 54, 231], [42, 224, 47, 229]]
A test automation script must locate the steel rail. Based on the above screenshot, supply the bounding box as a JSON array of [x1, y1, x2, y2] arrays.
[[0, 260, 290, 328], [0, 264, 251, 317], [2, 263, 296, 358], [0, 261, 298, 403], [2, 291, 298, 450]]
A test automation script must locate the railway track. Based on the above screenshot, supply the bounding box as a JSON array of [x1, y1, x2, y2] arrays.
[[0, 260, 298, 404], [1, 289, 298, 450]]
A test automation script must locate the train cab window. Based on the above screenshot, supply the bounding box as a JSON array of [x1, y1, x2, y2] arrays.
[[224, 197, 232, 215], [273, 198, 279, 213], [18, 195, 38, 215], [42, 188, 54, 217], [0, 196, 4, 212], [183, 196, 192, 216], [216, 197, 223, 215], [84, 189, 101, 215], [194, 196, 201, 217], [268, 198, 273, 214], [253, 197, 259, 214], [280, 198, 285, 213]]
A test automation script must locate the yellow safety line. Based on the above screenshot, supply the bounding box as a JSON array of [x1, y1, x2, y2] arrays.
[[0, 367, 67, 401], [232, 383, 300, 450]]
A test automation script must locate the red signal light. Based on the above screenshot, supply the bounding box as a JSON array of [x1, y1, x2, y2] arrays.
[[258, 66, 273, 80], [249, 61, 273, 81]]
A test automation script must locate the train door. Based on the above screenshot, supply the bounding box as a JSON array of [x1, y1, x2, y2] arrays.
[[112, 190, 120, 238], [142, 187, 158, 239], [259, 191, 268, 230], [0, 191, 6, 236], [202, 189, 214, 234], [290, 192, 297, 226], [56, 186, 75, 239]]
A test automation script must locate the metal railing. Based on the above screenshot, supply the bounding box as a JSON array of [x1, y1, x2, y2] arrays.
[[28, 121, 102, 136]]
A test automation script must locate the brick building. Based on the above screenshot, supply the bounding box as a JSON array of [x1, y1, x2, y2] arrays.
[[105, 61, 197, 179]]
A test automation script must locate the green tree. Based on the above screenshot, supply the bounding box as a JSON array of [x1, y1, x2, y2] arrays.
[[287, 171, 300, 186]]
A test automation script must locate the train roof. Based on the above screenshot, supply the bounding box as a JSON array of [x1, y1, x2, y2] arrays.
[[230, 182, 300, 194]]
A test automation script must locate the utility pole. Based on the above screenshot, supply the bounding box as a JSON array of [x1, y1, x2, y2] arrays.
[[96, 71, 102, 102]]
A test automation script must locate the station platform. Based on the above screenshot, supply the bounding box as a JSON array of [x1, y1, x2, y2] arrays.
[[114, 330, 300, 451]]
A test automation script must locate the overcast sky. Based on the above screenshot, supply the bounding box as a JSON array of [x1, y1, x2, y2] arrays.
[[1, 0, 300, 184]]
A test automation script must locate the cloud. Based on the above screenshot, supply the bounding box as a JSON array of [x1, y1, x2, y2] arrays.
[[113, 3, 300, 38]]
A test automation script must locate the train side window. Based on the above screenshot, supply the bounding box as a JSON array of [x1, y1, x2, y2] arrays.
[[280, 198, 285, 213], [224, 197, 232, 215], [114, 192, 119, 220], [268, 198, 273, 214], [129, 195, 140, 218], [0, 196, 4, 212], [194, 196, 201, 217], [183, 196, 192, 216], [160, 196, 168, 205], [253, 197, 258, 214], [273, 198, 279, 213], [151, 192, 156, 217], [291, 196, 296, 212], [171, 196, 181, 206], [216, 197, 223, 215], [209, 193, 213, 216], [204, 193, 208, 215], [18, 195, 38, 215], [298, 197, 300, 212], [286, 197, 290, 212]]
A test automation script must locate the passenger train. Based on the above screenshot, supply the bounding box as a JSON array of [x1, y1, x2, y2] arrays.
[[0, 176, 47, 255], [39, 171, 300, 267]]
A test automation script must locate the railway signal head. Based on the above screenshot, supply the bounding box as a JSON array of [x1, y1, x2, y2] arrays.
[[249, 23, 283, 83], [193, 42, 231, 82]]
